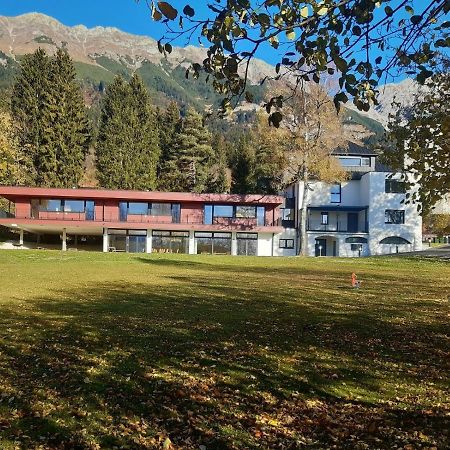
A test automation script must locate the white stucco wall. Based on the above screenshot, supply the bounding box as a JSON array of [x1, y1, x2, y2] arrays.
[[366, 172, 422, 255], [273, 229, 297, 256]]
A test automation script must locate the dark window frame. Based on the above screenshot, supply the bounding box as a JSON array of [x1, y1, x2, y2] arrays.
[[330, 184, 341, 203], [321, 212, 329, 225], [279, 239, 295, 249], [385, 179, 406, 194], [385, 209, 405, 224]]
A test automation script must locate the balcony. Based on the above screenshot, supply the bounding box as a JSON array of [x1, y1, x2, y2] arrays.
[[6, 211, 279, 229], [306, 206, 369, 234]]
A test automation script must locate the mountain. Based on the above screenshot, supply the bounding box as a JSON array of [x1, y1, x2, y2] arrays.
[[0, 13, 273, 110], [0, 12, 386, 140], [347, 78, 421, 128]]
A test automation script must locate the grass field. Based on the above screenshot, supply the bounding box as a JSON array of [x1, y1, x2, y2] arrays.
[[0, 250, 448, 449]]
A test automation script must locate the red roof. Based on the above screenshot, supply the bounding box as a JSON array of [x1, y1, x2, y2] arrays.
[[0, 186, 283, 205]]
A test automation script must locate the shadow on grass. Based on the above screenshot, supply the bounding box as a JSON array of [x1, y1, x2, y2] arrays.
[[0, 263, 448, 449]]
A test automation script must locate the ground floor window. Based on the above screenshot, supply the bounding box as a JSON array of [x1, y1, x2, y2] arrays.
[[237, 233, 258, 256], [108, 229, 146, 253], [279, 238, 295, 249], [152, 231, 189, 253], [195, 232, 232, 255]]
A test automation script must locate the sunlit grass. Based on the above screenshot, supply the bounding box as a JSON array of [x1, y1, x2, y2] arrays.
[[0, 250, 449, 449]]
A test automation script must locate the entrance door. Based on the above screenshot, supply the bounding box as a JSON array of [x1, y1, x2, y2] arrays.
[[348, 213, 358, 232], [315, 238, 327, 256]]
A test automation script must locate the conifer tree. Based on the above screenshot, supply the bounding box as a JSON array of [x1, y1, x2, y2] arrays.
[[96, 74, 160, 190], [11, 48, 50, 184], [230, 134, 256, 194], [157, 101, 180, 189], [11, 48, 90, 187], [161, 107, 214, 193], [42, 49, 91, 187]]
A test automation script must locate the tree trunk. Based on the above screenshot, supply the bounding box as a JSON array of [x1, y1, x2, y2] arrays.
[[299, 176, 309, 256]]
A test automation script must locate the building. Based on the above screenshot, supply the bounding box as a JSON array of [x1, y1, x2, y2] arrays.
[[276, 143, 423, 257], [0, 187, 284, 256], [0, 144, 423, 257]]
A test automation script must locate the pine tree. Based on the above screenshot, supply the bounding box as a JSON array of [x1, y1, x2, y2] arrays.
[[11, 48, 50, 184], [231, 134, 256, 194], [42, 49, 91, 187], [96, 74, 160, 190], [157, 101, 180, 189], [11, 48, 90, 187], [161, 107, 214, 193]]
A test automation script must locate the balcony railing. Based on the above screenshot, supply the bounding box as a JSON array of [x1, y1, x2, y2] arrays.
[[8, 212, 279, 228], [307, 223, 368, 233]]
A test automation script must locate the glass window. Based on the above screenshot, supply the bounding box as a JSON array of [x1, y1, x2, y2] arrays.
[[204, 205, 213, 225], [195, 232, 213, 238], [212, 233, 232, 254], [257, 206, 266, 226], [64, 200, 85, 213], [40, 199, 62, 212], [31, 199, 40, 218], [282, 208, 294, 220], [385, 179, 406, 193], [330, 184, 341, 203], [380, 236, 411, 245], [279, 239, 295, 249], [171, 203, 181, 223], [150, 203, 172, 216], [385, 210, 405, 224], [339, 157, 362, 167], [128, 202, 149, 215], [321, 212, 329, 225], [128, 230, 147, 236], [351, 243, 363, 251], [213, 205, 234, 218], [345, 237, 368, 244], [119, 202, 128, 221], [152, 230, 188, 253], [235, 206, 256, 218], [237, 233, 258, 240], [361, 157, 371, 166], [196, 236, 213, 254]]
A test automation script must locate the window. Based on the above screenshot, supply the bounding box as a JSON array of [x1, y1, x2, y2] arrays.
[[204, 205, 213, 225], [351, 243, 363, 252], [237, 233, 258, 256], [127, 202, 149, 215], [279, 239, 294, 249], [330, 184, 341, 203], [235, 206, 256, 218], [380, 236, 411, 245], [150, 203, 172, 216], [63, 200, 85, 213], [338, 157, 371, 167], [385, 210, 405, 224], [257, 206, 265, 226], [195, 232, 231, 254], [321, 212, 329, 225], [152, 231, 189, 253], [385, 179, 406, 193], [345, 237, 368, 244], [40, 199, 62, 212], [214, 205, 234, 218]]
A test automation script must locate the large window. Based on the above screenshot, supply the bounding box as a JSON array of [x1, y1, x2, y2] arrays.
[[237, 233, 257, 256], [40, 199, 62, 212], [385, 210, 405, 224], [152, 231, 189, 253], [64, 200, 85, 213], [128, 202, 149, 215], [150, 203, 172, 216], [203, 205, 264, 224], [385, 179, 406, 193], [195, 232, 232, 254], [330, 184, 341, 203], [213, 205, 234, 218], [235, 206, 256, 218], [338, 157, 371, 167]]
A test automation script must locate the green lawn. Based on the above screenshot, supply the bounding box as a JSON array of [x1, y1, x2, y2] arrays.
[[0, 251, 448, 449]]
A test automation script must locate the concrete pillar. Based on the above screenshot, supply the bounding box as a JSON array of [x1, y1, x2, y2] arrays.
[[103, 228, 108, 253], [188, 230, 195, 255], [19, 229, 24, 246], [146, 229, 152, 254], [62, 228, 67, 252], [231, 232, 237, 256], [36, 234, 41, 245]]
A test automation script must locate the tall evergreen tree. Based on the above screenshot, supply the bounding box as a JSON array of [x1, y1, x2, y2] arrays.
[[96, 74, 160, 190], [160, 107, 214, 193], [157, 101, 180, 188], [42, 49, 91, 187], [11, 48, 90, 187], [11, 48, 50, 184], [230, 134, 256, 194]]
